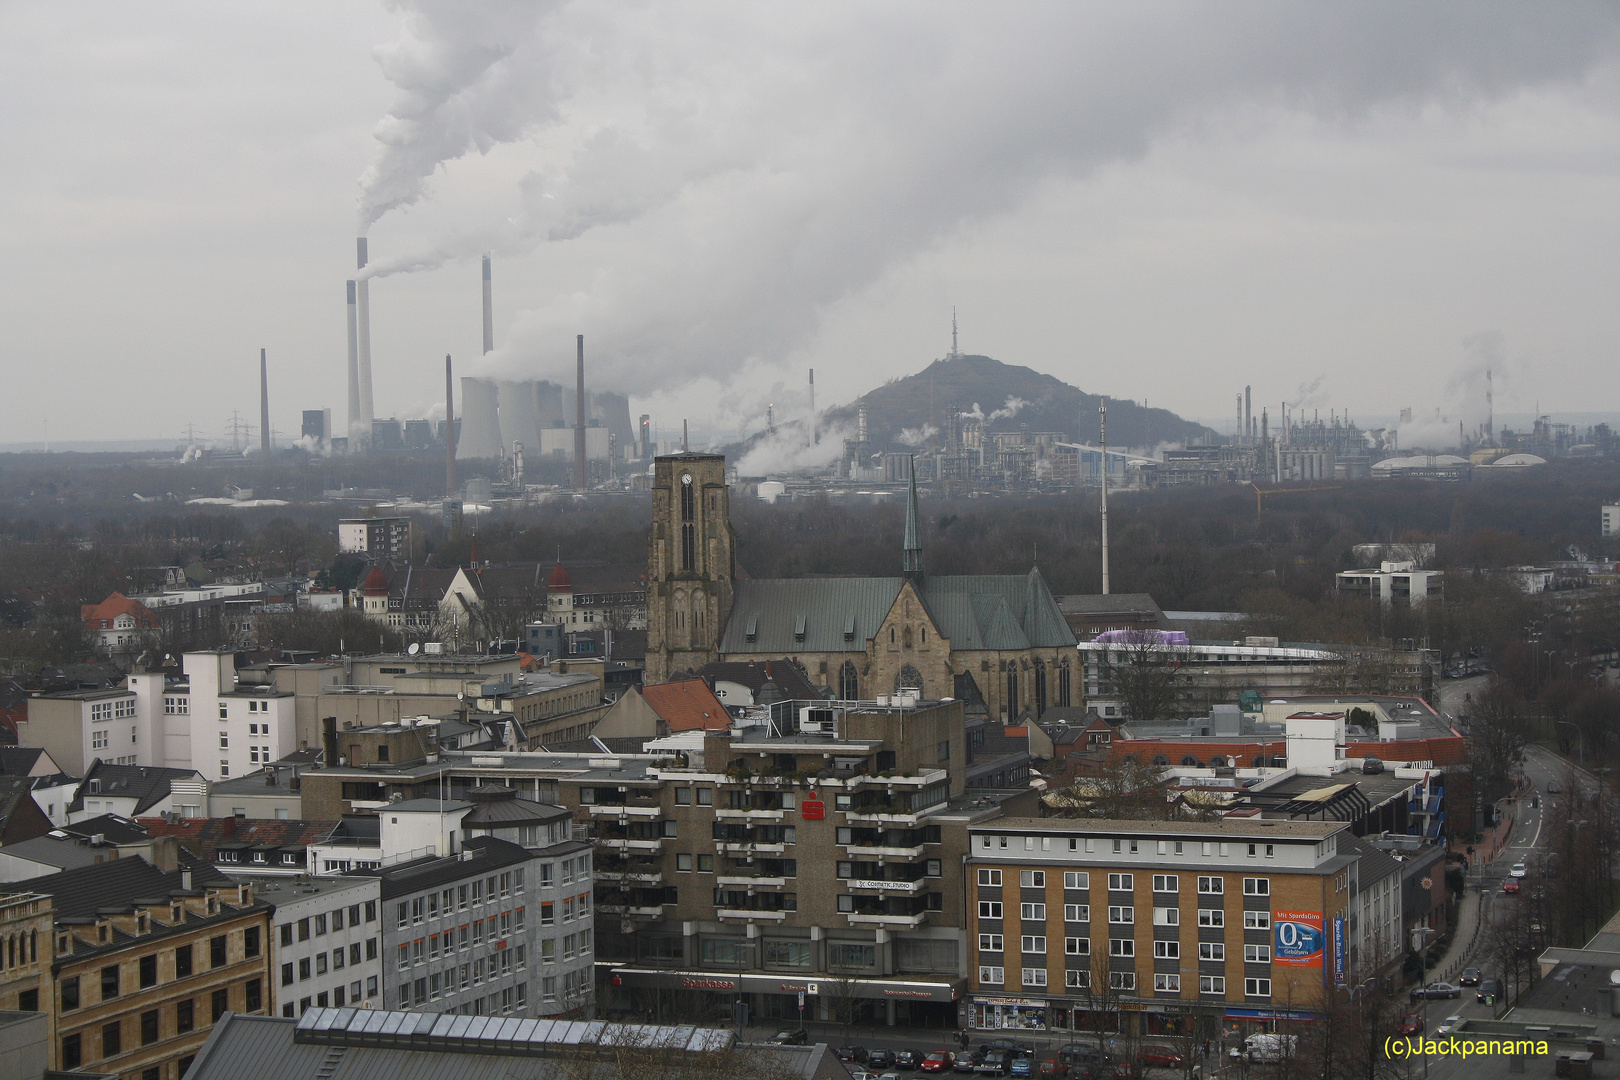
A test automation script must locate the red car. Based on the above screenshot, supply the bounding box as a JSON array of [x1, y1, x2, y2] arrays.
[[1137, 1047, 1185, 1069], [1503, 878, 1520, 894], [922, 1054, 953, 1074], [1397, 1013, 1425, 1036]]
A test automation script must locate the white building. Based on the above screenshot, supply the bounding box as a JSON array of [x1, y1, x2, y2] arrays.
[[253, 875, 384, 1016], [23, 653, 296, 784], [1604, 505, 1620, 538], [1334, 561, 1442, 605]]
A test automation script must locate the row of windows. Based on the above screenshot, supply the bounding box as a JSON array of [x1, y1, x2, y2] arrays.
[[395, 950, 538, 1007], [977, 934, 1272, 963], [281, 939, 378, 985], [976, 968, 1271, 996], [977, 837, 1289, 859], [395, 873, 528, 928], [977, 869, 1271, 895], [277, 903, 377, 947], [58, 979, 262, 1069], [60, 931, 254, 1011], [978, 901, 1273, 930], [280, 975, 379, 1015], [394, 912, 537, 967]]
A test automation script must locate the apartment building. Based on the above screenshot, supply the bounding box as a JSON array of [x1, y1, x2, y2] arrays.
[[591, 697, 1035, 1029], [338, 517, 413, 560], [20, 653, 296, 783], [358, 834, 580, 1019], [965, 818, 1354, 1039], [19, 856, 271, 1079], [0, 887, 52, 1014], [253, 875, 382, 1016]]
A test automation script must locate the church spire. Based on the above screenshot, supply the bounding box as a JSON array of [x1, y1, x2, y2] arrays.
[[903, 454, 923, 581]]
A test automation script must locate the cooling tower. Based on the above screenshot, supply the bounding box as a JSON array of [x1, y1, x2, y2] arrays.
[[457, 377, 504, 459], [495, 380, 543, 454]]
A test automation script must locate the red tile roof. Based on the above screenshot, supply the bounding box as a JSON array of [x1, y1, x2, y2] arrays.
[[641, 679, 731, 731], [80, 592, 159, 631], [138, 816, 336, 858]]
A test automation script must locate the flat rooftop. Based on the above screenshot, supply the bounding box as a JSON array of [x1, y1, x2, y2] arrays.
[[971, 817, 1348, 839]]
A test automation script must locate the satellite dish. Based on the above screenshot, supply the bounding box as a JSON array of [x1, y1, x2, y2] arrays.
[[408, 643, 420, 655]]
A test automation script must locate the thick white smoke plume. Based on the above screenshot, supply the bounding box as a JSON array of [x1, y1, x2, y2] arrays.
[[1385, 331, 1512, 451], [897, 425, 938, 447], [354, 3, 1620, 394], [734, 420, 855, 477], [958, 396, 1029, 424]]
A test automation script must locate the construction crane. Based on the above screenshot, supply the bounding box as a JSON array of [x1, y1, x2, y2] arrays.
[[1251, 481, 1339, 521]]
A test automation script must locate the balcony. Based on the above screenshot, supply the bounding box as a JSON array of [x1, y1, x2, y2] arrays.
[[597, 903, 665, 918], [843, 878, 925, 894], [715, 875, 787, 889], [844, 844, 926, 859], [588, 803, 663, 819], [717, 908, 790, 922], [847, 911, 928, 928], [717, 841, 787, 857], [597, 837, 664, 853], [845, 769, 948, 790], [715, 808, 785, 822], [595, 870, 664, 886]]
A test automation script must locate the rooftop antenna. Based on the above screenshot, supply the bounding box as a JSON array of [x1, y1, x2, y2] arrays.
[[950, 308, 959, 359], [682, 419, 689, 452]]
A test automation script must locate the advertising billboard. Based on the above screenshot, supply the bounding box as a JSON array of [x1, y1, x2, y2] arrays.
[[1273, 909, 1324, 967]]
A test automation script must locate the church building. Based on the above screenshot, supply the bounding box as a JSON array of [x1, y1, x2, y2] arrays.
[[645, 452, 1077, 721]]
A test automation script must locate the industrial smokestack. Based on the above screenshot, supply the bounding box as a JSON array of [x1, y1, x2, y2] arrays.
[[445, 354, 457, 498], [356, 239, 374, 445], [639, 414, 651, 459], [858, 403, 868, 445], [346, 281, 361, 447], [1244, 386, 1252, 444], [1236, 395, 1243, 443], [808, 368, 816, 447], [259, 348, 270, 453], [574, 335, 587, 490], [481, 255, 494, 354]]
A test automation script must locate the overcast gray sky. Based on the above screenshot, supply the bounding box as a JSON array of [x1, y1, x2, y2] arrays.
[[2, 2, 1618, 449]]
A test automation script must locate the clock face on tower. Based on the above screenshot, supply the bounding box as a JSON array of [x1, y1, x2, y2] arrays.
[[681, 472, 692, 485]]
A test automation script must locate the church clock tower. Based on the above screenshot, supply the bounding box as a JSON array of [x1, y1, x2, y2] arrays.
[[646, 453, 734, 682]]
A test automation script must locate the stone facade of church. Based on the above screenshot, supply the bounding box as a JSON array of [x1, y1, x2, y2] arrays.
[[645, 452, 1077, 720]]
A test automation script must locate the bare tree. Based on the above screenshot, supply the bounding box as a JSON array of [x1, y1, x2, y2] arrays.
[[1467, 686, 1534, 809], [1098, 634, 1192, 726]]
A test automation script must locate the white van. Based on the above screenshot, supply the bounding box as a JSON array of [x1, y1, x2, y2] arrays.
[[1229, 1034, 1297, 1063]]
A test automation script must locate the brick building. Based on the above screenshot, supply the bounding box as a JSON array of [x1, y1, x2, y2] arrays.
[[965, 818, 1357, 1038]]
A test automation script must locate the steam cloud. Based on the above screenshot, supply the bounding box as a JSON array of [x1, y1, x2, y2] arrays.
[[734, 421, 856, 476], [354, 3, 1620, 398], [897, 425, 938, 447]]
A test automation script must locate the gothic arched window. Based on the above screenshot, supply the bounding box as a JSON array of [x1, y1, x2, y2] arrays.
[[839, 661, 859, 701], [895, 664, 923, 694], [1033, 662, 1048, 718]]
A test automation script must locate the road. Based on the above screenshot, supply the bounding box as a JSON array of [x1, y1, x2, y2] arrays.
[[1412, 739, 1585, 1080]]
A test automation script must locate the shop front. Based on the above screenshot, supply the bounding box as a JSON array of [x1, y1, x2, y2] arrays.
[[605, 967, 961, 1028]]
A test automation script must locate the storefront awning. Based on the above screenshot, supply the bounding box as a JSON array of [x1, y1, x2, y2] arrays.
[[607, 967, 960, 1003]]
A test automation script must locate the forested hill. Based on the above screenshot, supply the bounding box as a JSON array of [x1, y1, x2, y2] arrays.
[[820, 354, 1214, 451]]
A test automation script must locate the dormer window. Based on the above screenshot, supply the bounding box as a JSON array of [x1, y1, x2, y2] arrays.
[[281, 853, 299, 866]]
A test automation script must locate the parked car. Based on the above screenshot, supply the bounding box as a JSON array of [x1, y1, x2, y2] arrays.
[[978, 1052, 1012, 1076], [954, 1054, 981, 1074], [1060, 1045, 1104, 1065], [1011, 1057, 1035, 1078], [921, 1053, 953, 1074], [1458, 968, 1482, 986], [1410, 982, 1462, 1001], [1397, 1013, 1425, 1036], [838, 1047, 870, 1064], [1137, 1046, 1185, 1069], [1230, 1036, 1297, 1064], [981, 1042, 1029, 1057], [1038, 1059, 1070, 1080], [1503, 877, 1521, 894], [869, 1051, 898, 1070], [1510, 863, 1527, 878], [774, 1029, 808, 1045], [1436, 1016, 1465, 1035], [896, 1051, 924, 1070], [1362, 757, 1385, 774], [1478, 979, 1502, 1004]]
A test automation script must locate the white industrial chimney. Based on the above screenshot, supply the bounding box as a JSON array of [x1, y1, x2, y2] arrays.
[[356, 238, 374, 443], [482, 255, 494, 354], [346, 281, 361, 447]]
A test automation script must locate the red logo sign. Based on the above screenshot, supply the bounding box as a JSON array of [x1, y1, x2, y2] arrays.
[[801, 796, 825, 821]]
